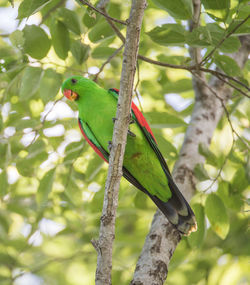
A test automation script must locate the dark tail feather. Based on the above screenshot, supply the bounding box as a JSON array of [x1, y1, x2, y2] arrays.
[[123, 168, 197, 235], [148, 178, 197, 235]]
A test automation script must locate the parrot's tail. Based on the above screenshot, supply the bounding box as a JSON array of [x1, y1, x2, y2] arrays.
[[123, 168, 197, 235], [148, 177, 197, 235]]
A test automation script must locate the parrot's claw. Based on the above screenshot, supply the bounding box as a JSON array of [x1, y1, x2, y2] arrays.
[[128, 130, 136, 137], [112, 117, 117, 123], [129, 119, 135, 124], [108, 141, 112, 152]]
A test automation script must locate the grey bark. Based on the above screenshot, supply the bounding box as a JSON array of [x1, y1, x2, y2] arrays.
[[94, 1, 147, 284], [131, 32, 250, 285]]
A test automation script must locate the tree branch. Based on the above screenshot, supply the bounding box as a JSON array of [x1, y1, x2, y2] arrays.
[[130, 33, 250, 285], [93, 1, 146, 284], [93, 44, 124, 82], [77, 0, 127, 25], [80, 1, 250, 95], [200, 14, 250, 65]]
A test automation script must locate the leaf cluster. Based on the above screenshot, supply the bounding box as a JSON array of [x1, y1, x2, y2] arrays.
[[0, 0, 249, 284]]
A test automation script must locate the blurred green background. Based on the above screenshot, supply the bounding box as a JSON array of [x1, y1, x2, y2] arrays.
[[0, 0, 249, 284]]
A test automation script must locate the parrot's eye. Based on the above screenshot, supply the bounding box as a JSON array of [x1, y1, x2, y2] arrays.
[[71, 78, 77, 84]]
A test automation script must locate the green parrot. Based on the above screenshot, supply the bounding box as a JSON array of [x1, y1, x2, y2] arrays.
[[62, 76, 197, 235]]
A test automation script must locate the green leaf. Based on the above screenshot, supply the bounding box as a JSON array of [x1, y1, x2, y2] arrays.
[[205, 193, 229, 239], [8, 0, 14, 7], [23, 25, 51, 59], [0, 170, 8, 198], [186, 26, 212, 47], [194, 163, 210, 181], [145, 111, 187, 128], [214, 54, 241, 77], [0, 114, 3, 132], [218, 36, 241, 53], [92, 47, 116, 59], [36, 168, 55, 207], [232, 19, 250, 35], [231, 166, 248, 193], [85, 155, 104, 181], [71, 40, 90, 64], [134, 191, 148, 209], [0, 211, 10, 235], [50, 19, 70, 60], [14, 118, 40, 131], [63, 174, 82, 206], [39, 68, 62, 103], [187, 24, 241, 52], [88, 19, 115, 43], [201, 0, 230, 20], [206, 24, 241, 53], [83, 8, 100, 28], [57, 8, 81, 35], [153, 129, 177, 160], [64, 141, 84, 163], [18, 0, 50, 19], [147, 24, 186, 46], [157, 54, 190, 65], [198, 143, 218, 167], [152, 0, 193, 19], [19, 66, 43, 101], [217, 181, 243, 212], [188, 204, 206, 248], [9, 30, 25, 49], [163, 78, 193, 93], [16, 140, 47, 177]]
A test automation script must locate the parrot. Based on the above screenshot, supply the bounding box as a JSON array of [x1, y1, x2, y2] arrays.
[[62, 76, 197, 235]]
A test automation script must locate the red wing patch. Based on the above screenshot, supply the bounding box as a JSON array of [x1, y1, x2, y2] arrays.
[[131, 102, 157, 143], [78, 120, 108, 163], [111, 88, 119, 93], [110, 88, 157, 143]]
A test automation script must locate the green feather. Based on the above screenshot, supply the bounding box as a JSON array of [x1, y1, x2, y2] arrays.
[[61, 76, 197, 235]]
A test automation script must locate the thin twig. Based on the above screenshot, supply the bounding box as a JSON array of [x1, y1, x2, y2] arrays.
[[93, 44, 124, 82], [214, 72, 250, 98], [26, 98, 61, 147], [77, 0, 127, 25], [103, 9, 126, 41], [199, 67, 250, 93], [82, 0, 250, 95], [39, 0, 66, 25], [134, 61, 144, 112], [12, 250, 86, 282], [191, 71, 250, 150], [89, 3, 250, 99], [202, 140, 234, 193], [97, 0, 110, 10], [201, 15, 250, 65]]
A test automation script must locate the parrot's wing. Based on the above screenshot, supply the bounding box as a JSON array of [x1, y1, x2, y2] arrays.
[[79, 116, 149, 196], [108, 88, 197, 235], [78, 118, 109, 162], [109, 88, 172, 176]]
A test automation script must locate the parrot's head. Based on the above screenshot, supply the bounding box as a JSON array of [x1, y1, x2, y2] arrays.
[[61, 76, 98, 102]]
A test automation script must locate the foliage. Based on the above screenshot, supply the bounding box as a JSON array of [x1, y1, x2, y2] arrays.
[[0, 0, 249, 284]]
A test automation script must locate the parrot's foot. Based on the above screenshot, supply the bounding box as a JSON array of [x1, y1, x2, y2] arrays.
[[112, 117, 117, 123], [128, 117, 136, 137], [108, 141, 112, 152]]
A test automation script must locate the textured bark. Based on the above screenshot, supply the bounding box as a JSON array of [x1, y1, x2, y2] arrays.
[[131, 31, 250, 285], [94, 1, 147, 285]]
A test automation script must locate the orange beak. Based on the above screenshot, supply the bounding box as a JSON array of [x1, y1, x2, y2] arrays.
[[63, 89, 79, 101]]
